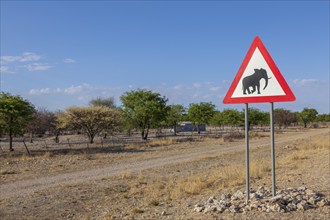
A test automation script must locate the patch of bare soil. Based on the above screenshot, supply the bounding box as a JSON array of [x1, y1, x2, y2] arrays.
[[0, 128, 329, 219]]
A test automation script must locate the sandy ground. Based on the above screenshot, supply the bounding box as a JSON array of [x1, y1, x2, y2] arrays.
[[0, 128, 329, 219]]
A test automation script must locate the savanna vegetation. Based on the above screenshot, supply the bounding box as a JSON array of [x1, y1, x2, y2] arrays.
[[1, 91, 329, 220], [0, 90, 328, 151]]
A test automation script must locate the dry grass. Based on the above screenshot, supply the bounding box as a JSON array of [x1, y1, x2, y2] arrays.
[[2, 129, 329, 220], [126, 159, 271, 205], [124, 137, 178, 149], [147, 138, 177, 147], [131, 208, 144, 214], [279, 135, 329, 166], [123, 131, 329, 206], [249, 131, 268, 139], [120, 169, 133, 180]]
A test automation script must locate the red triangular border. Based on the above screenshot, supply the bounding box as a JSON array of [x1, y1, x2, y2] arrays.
[[223, 36, 296, 104]]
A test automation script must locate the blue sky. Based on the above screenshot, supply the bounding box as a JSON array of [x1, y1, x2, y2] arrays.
[[1, 1, 329, 113]]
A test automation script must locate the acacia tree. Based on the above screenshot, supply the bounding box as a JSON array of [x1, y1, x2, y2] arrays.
[[316, 114, 330, 122], [274, 108, 297, 129], [299, 108, 318, 128], [220, 109, 242, 128], [210, 110, 222, 130], [27, 108, 56, 142], [120, 89, 168, 140], [245, 108, 269, 130], [0, 92, 35, 151], [187, 102, 215, 133], [166, 104, 185, 135], [89, 97, 116, 108], [57, 106, 122, 143]]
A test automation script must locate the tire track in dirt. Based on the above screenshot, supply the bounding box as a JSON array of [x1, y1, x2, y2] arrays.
[[1, 129, 327, 199]]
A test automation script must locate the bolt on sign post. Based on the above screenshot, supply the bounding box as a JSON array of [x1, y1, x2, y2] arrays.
[[223, 36, 295, 201]]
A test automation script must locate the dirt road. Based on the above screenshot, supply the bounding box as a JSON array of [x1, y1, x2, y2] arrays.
[[1, 129, 327, 199]]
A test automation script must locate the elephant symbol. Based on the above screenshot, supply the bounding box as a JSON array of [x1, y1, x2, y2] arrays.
[[242, 68, 271, 95]]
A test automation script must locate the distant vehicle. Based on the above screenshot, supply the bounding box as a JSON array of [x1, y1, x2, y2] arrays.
[[177, 122, 206, 132]]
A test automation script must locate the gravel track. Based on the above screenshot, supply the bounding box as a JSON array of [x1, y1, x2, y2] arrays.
[[1, 129, 327, 199]]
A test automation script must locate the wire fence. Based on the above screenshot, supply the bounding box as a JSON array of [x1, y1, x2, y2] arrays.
[[0, 124, 318, 154]]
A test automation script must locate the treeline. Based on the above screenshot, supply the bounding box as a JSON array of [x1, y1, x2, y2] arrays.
[[1, 90, 329, 151]]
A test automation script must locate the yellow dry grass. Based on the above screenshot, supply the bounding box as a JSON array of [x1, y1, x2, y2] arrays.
[[279, 136, 329, 165], [147, 138, 177, 147], [124, 158, 271, 206], [122, 131, 329, 206]]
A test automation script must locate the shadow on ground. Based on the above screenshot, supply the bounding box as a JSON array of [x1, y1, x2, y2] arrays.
[[0, 144, 147, 158]]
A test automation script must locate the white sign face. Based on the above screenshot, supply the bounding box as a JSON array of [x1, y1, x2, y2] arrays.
[[223, 36, 295, 104], [231, 48, 285, 98]]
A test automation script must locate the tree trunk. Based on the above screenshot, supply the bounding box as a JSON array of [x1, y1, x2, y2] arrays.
[[55, 135, 59, 143], [304, 121, 307, 128], [197, 124, 201, 134], [89, 134, 94, 144], [9, 129, 13, 151], [143, 129, 149, 140], [142, 127, 149, 140], [55, 130, 60, 143]]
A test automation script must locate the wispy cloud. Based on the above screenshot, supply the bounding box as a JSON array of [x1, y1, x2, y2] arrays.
[[209, 86, 221, 91], [25, 63, 52, 71], [193, 82, 201, 88], [28, 83, 128, 110], [20, 52, 41, 62], [63, 58, 76, 64], [27, 79, 329, 113], [29, 84, 100, 95], [64, 84, 94, 95], [0, 52, 51, 72], [29, 88, 53, 95], [0, 56, 20, 63], [0, 66, 14, 74], [292, 79, 321, 87], [0, 52, 41, 63]]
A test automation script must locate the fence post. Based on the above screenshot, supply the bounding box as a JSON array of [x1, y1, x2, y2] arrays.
[[23, 139, 31, 156]]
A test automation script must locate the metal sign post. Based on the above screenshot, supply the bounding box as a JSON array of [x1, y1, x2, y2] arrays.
[[245, 103, 250, 202], [270, 102, 276, 196], [223, 36, 296, 201]]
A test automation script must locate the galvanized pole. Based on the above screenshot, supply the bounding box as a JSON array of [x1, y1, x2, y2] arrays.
[[245, 103, 250, 201], [270, 102, 276, 197]]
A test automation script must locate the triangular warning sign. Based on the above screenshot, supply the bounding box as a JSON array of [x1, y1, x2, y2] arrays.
[[223, 36, 295, 104]]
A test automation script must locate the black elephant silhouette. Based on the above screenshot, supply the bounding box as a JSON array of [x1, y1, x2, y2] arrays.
[[242, 68, 271, 95]]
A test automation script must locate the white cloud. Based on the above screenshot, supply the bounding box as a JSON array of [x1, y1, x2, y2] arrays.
[[0, 56, 20, 63], [0, 66, 14, 74], [209, 86, 221, 91], [29, 88, 52, 95], [63, 58, 76, 64], [20, 52, 41, 62], [292, 79, 320, 87], [174, 84, 184, 90], [193, 82, 201, 88], [25, 63, 52, 71], [26, 79, 329, 114], [64, 84, 95, 95], [0, 52, 41, 63], [1, 52, 50, 72], [29, 84, 97, 96], [64, 85, 84, 95]]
